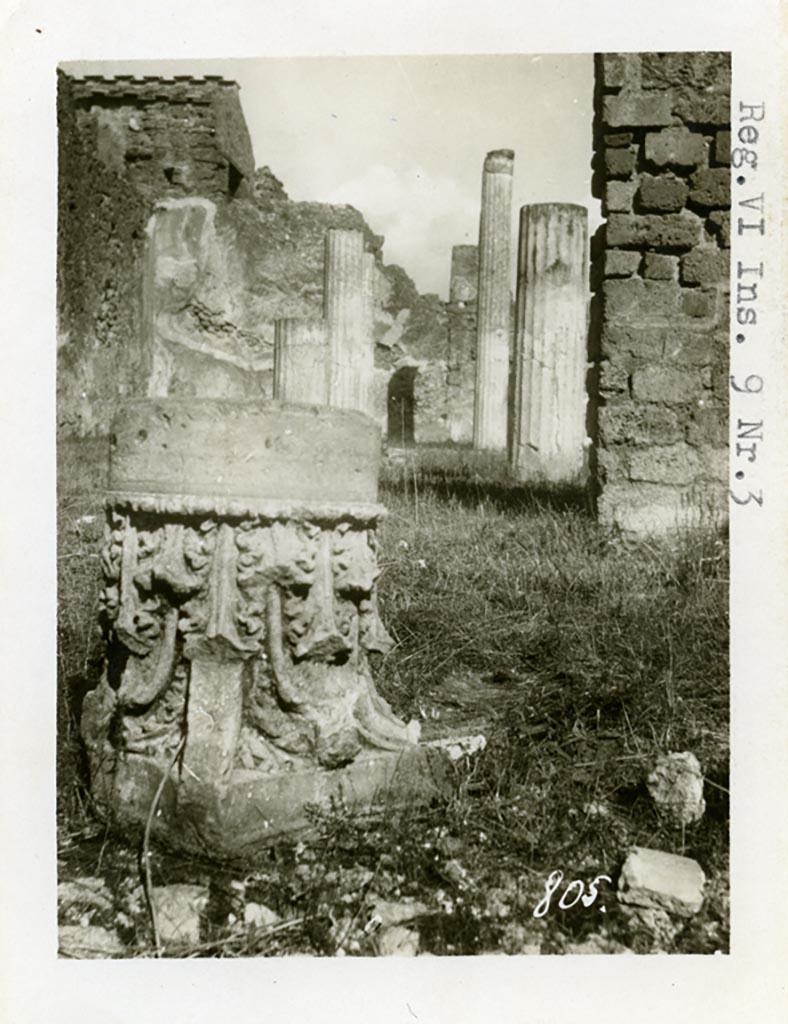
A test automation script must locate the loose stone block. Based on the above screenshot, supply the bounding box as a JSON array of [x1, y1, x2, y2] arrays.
[[607, 212, 703, 250], [474, 149, 514, 451], [151, 885, 208, 948], [603, 93, 673, 128], [605, 147, 637, 179], [273, 317, 329, 406], [618, 847, 706, 917], [680, 248, 730, 286], [605, 181, 636, 213], [647, 752, 706, 827], [642, 253, 679, 281], [82, 398, 455, 856], [688, 168, 731, 209], [605, 250, 641, 278], [638, 174, 689, 213], [510, 203, 589, 485], [644, 127, 706, 169]]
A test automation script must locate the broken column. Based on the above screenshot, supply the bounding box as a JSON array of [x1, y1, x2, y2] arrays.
[[81, 397, 452, 857], [510, 203, 589, 485], [473, 150, 514, 451], [273, 317, 329, 405], [447, 245, 479, 444], [324, 228, 371, 415]]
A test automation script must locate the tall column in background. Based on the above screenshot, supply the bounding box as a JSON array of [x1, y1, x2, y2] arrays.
[[473, 149, 514, 451], [273, 317, 330, 405], [324, 228, 368, 413], [511, 203, 589, 485]]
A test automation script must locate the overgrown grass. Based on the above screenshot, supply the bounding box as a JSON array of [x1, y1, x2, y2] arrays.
[[56, 479, 729, 956]]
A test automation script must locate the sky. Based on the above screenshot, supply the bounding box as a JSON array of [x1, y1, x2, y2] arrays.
[[66, 55, 600, 298]]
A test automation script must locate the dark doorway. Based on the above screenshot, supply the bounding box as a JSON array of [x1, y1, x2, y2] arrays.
[[387, 366, 417, 446]]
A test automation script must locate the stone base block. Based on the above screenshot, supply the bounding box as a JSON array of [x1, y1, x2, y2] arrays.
[[93, 743, 453, 859]]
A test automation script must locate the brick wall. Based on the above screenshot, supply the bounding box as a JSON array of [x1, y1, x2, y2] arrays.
[[592, 52, 730, 533]]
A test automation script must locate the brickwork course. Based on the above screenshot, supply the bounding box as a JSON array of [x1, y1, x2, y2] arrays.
[[592, 52, 730, 532]]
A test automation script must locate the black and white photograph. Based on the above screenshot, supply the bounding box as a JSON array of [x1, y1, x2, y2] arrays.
[[1, 0, 785, 1019]]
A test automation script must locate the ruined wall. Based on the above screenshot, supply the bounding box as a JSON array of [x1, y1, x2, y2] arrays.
[[57, 72, 257, 438], [592, 52, 730, 532], [57, 71, 455, 477]]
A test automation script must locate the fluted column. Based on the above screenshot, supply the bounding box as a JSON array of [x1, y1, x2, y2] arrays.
[[360, 252, 377, 417], [511, 203, 589, 485], [473, 150, 514, 451], [273, 317, 330, 405], [324, 228, 368, 413]]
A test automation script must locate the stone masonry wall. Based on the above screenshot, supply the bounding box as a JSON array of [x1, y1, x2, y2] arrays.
[[592, 52, 730, 533]]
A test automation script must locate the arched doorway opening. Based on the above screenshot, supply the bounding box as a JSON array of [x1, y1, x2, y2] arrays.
[[387, 366, 417, 446]]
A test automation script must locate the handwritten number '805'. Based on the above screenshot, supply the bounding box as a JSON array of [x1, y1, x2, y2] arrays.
[[533, 871, 612, 918]]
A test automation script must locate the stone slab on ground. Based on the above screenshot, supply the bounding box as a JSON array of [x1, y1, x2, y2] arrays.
[[151, 884, 208, 948], [618, 846, 705, 916], [57, 877, 114, 916], [58, 924, 125, 958]]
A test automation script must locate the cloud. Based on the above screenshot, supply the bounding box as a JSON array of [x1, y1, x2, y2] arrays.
[[324, 164, 479, 297]]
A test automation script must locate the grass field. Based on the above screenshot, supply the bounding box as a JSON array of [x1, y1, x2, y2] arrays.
[[57, 477, 729, 956]]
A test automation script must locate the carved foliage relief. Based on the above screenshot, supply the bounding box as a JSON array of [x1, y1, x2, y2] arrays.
[[92, 507, 417, 778]]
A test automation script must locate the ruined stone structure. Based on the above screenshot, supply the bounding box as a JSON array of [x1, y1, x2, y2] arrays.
[[82, 398, 447, 854], [57, 70, 457, 486], [446, 245, 479, 444], [511, 204, 589, 485], [474, 150, 515, 451], [591, 52, 730, 532]]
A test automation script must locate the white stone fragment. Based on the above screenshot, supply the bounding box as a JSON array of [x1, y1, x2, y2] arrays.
[[377, 925, 420, 956], [426, 733, 487, 761], [647, 751, 706, 826], [244, 902, 281, 929], [58, 924, 124, 958], [617, 846, 705, 917], [151, 884, 209, 947]]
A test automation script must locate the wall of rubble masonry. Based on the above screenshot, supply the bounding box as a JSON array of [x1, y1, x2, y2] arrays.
[[591, 52, 730, 532]]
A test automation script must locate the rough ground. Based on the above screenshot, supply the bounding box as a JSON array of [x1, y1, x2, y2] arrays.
[[57, 478, 729, 957]]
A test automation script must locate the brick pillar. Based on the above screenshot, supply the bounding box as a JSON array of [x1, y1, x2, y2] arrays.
[[273, 317, 330, 405], [593, 52, 731, 533], [511, 203, 589, 485], [324, 228, 369, 414], [473, 150, 514, 451]]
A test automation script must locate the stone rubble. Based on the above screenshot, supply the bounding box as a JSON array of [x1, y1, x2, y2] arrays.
[[617, 846, 705, 917], [151, 884, 209, 947], [647, 751, 706, 827]]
